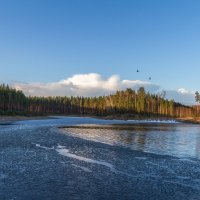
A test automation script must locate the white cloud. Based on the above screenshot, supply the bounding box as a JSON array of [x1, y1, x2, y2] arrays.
[[60, 73, 120, 90], [166, 88, 196, 105], [177, 88, 189, 94], [12, 73, 197, 105], [13, 73, 159, 97]]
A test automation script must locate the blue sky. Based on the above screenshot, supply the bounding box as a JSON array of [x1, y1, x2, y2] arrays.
[[0, 0, 199, 104]]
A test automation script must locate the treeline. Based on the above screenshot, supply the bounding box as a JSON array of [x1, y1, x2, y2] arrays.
[[0, 84, 199, 118], [0, 84, 27, 114], [195, 91, 200, 103]]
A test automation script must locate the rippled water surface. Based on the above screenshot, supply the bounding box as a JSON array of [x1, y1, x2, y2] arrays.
[[62, 123, 200, 159], [0, 116, 200, 200]]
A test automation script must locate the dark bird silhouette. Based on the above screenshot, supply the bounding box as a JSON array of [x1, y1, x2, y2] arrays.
[[149, 77, 152, 80], [137, 69, 139, 72]]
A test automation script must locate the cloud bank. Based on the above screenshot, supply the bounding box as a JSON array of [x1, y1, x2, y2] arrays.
[[13, 73, 159, 97], [13, 73, 196, 105]]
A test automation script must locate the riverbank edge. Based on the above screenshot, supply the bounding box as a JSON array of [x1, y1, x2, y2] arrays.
[[0, 115, 54, 125], [1, 114, 200, 125]]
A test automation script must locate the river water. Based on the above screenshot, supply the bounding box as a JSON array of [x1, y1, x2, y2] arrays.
[[0, 116, 200, 199]]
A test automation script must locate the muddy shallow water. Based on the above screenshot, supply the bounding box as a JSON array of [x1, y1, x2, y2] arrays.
[[0, 117, 200, 200]]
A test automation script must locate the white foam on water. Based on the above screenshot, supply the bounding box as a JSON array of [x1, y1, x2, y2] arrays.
[[135, 157, 147, 160], [33, 143, 134, 177], [56, 145, 138, 178], [32, 143, 54, 150], [126, 119, 180, 124], [71, 164, 92, 173], [57, 144, 66, 149], [56, 148, 114, 170], [178, 157, 197, 163]]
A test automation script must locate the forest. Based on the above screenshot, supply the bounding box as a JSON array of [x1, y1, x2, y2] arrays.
[[0, 84, 199, 118]]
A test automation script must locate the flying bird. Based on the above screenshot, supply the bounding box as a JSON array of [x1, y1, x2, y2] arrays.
[[137, 69, 139, 72], [149, 77, 151, 80]]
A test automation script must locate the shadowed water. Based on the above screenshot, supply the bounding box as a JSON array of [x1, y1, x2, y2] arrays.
[[0, 116, 200, 200]]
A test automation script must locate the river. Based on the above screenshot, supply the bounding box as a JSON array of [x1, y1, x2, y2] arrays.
[[0, 116, 200, 200]]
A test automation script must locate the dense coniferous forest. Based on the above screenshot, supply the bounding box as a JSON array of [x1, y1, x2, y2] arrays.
[[0, 84, 199, 118], [0, 84, 28, 114]]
